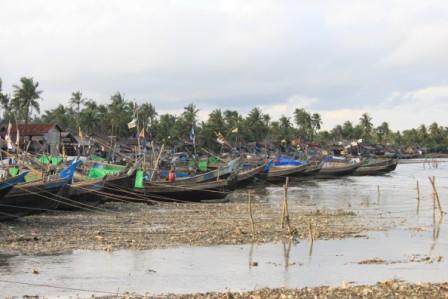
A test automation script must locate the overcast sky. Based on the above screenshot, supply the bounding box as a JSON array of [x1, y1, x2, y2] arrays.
[[1, 0, 448, 130]]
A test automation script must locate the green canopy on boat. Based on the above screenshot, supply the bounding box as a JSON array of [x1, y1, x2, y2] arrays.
[[38, 155, 50, 165], [87, 164, 125, 179], [8, 167, 19, 177], [50, 156, 63, 166], [197, 159, 208, 172]]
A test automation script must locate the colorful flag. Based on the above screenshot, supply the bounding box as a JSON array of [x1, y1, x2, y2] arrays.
[[78, 126, 83, 139], [128, 118, 137, 129], [231, 128, 239, 133], [139, 128, 145, 138]]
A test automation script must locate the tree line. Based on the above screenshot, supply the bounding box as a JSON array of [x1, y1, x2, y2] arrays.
[[1, 77, 448, 152]]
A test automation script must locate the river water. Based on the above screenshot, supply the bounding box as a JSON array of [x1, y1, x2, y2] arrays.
[[0, 161, 447, 297]]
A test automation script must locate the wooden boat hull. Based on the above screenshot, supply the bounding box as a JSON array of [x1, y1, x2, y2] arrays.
[[155, 158, 240, 185], [58, 179, 106, 210], [316, 162, 360, 178], [136, 179, 235, 202], [0, 172, 29, 200], [265, 164, 308, 182], [235, 163, 266, 187], [354, 159, 398, 176], [0, 179, 66, 221], [293, 162, 323, 177]]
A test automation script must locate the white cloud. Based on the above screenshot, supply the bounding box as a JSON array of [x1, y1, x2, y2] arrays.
[[1, 0, 448, 130]]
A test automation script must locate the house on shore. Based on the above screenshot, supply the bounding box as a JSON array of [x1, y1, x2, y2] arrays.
[[0, 123, 63, 155]]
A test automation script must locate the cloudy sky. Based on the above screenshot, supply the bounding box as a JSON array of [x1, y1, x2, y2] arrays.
[[1, 0, 447, 130]]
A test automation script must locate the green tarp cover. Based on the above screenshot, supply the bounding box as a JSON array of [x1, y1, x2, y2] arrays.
[[51, 156, 63, 166], [8, 167, 19, 177], [134, 170, 144, 189], [198, 159, 208, 172], [87, 164, 125, 179], [208, 156, 220, 165], [38, 155, 50, 165], [38, 155, 63, 166]]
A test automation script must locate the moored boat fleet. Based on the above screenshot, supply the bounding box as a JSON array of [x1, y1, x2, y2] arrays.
[[0, 149, 398, 221]]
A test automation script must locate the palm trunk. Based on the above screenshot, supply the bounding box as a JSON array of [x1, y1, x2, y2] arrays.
[[25, 106, 29, 125]]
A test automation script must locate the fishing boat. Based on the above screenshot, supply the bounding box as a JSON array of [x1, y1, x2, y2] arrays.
[[300, 161, 324, 177], [156, 158, 240, 184], [353, 158, 398, 176], [265, 157, 308, 181], [135, 176, 237, 202], [0, 171, 29, 200], [316, 157, 361, 178], [235, 161, 268, 186], [0, 160, 80, 221]]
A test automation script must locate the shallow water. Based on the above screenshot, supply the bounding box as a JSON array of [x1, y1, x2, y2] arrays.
[[0, 161, 447, 297]]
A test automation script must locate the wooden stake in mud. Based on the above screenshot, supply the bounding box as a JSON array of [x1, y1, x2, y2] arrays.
[[429, 176, 443, 216], [308, 220, 314, 256], [416, 179, 421, 215], [281, 177, 292, 233], [248, 191, 255, 236]]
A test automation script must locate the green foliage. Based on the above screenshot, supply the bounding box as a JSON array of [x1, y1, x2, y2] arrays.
[[2, 76, 448, 152], [12, 77, 42, 124]]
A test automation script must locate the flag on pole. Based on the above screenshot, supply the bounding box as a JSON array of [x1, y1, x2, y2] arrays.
[[127, 118, 137, 129], [78, 126, 84, 140], [190, 127, 195, 145], [216, 132, 225, 144], [139, 128, 145, 138], [231, 128, 239, 133]]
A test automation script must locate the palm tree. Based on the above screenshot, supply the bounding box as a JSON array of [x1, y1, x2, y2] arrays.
[[293, 108, 312, 141], [310, 113, 322, 141], [108, 92, 130, 137], [69, 91, 87, 127], [12, 77, 42, 124], [359, 113, 373, 142]]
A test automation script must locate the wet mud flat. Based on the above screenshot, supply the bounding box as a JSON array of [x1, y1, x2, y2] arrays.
[[0, 197, 389, 255], [121, 281, 448, 299]]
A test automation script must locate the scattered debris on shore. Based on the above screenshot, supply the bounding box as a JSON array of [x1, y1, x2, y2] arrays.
[[0, 198, 389, 255], [90, 280, 448, 299]]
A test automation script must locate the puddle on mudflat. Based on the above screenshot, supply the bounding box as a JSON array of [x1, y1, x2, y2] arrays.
[[0, 229, 447, 297]]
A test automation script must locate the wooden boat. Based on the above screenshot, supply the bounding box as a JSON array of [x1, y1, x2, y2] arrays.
[[265, 164, 308, 181], [155, 158, 240, 185], [316, 160, 361, 178], [235, 162, 267, 186], [301, 161, 324, 176], [135, 177, 237, 202], [354, 158, 398, 176], [58, 177, 107, 210], [0, 171, 28, 200], [0, 161, 80, 221]]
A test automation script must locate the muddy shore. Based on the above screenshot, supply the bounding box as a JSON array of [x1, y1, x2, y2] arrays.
[[92, 281, 448, 298], [0, 195, 391, 255]]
